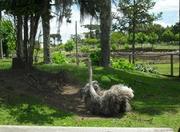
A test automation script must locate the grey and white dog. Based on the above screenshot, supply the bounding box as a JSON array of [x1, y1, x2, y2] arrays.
[[80, 59, 134, 116]]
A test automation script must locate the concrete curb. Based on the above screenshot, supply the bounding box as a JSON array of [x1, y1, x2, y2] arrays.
[[0, 126, 173, 132]]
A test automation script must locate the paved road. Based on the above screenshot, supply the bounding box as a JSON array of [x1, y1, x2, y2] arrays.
[[0, 126, 173, 132]]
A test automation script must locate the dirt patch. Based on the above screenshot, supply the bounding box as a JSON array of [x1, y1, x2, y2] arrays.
[[0, 69, 92, 117]]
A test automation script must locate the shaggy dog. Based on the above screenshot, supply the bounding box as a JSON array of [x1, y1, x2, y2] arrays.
[[81, 81, 134, 116], [80, 59, 134, 116]]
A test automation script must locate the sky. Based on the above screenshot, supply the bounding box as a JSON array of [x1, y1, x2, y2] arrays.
[[50, 0, 179, 43]]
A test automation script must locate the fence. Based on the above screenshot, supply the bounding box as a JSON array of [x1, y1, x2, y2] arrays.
[[112, 52, 180, 77]]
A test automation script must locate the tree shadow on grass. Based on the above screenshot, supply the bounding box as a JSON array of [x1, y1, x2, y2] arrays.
[[34, 65, 180, 116], [0, 65, 180, 119], [1, 95, 73, 125]]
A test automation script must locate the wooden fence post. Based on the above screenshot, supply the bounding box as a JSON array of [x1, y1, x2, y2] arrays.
[[129, 54, 131, 63], [170, 54, 173, 76]]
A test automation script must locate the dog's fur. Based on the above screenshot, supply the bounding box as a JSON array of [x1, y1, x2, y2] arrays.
[[81, 81, 134, 116], [80, 59, 134, 116]]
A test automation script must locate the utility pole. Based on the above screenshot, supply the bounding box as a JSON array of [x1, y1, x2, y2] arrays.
[[75, 21, 79, 66]]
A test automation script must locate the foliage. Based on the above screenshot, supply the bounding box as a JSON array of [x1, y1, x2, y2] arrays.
[[83, 38, 99, 45], [124, 43, 129, 50], [90, 50, 101, 66], [146, 24, 164, 41], [174, 33, 179, 42], [58, 44, 64, 50], [161, 28, 174, 42], [52, 52, 68, 64], [136, 32, 148, 44], [64, 40, 74, 52], [111, 59, 134, 70], [135, 64, 158, 74], [113, 0, 162, 32], [148, 32, 158, 44], [80, 46, 90, 53], [82, 24, 100, 39], [111, 32, 127, 45], [111, 44, 118, 51], [0, 19, 16, 55], [171, 22, 179, 34]]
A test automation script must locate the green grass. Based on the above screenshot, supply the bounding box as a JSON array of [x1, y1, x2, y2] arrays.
[[152, 63, 179, 76], [36, 64, 180, 131], [0, 60, 180, 131], [0, 59, 11, 70]]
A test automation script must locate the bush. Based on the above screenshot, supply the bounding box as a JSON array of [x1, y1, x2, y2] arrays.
[[111, 44, 118, 51], [58, 44, 64, 50], [52, 52, 69, 64], [64, 40, 74, 52], [135, 64, 158, 74], [84, 38, 99, 45], [124, 44, 129, 50], [111, 32, 127, 45], [90, 51, 102, 66], [80, 46, 90, 53], [112, 59, 134, 70]]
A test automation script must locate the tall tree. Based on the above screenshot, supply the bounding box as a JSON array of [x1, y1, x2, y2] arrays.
[[0, 0, 41, 69], [77, 0, 112, 67], [113, 0, 162, 64], [42, 0, 51, 64], [100, 0, 111, 67]]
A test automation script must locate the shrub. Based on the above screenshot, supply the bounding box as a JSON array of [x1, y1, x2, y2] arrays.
[[52, 52, 68, 64], [111, 32, 127, 45], [80, 46, 90, 53], [58, 44, 64, 50], [135, 64, 158, 74], [124, 44, 129, 50], [64, 40, 74, 52], [84, 38, 99, 45], [111, 44, 118, 51], [112, 59, 134, 70], [90, 51, 102, 66]]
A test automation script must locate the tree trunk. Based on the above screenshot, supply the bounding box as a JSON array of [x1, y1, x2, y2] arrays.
[[12, 15, 24, 69], [0, 11, 3, 59], [24, 15, 29, 66], [42, 0, 51, 64], [100, 0, 111, 67], [16, 15, 23, 59], [28, 14, 40, 68]]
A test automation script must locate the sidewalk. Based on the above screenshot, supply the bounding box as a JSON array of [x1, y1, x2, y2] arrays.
[[0, 126, 173, 132]]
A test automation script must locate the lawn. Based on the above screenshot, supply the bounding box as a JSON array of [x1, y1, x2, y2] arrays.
[[152, 63, 179, 76], [0, 59, 180, 131]]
